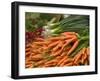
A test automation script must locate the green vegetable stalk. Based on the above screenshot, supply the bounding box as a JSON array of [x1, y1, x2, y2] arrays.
[[43, 15, 89, 37]]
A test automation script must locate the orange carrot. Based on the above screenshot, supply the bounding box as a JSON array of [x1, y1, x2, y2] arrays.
[[26, 52, 31, 56], [34, 38, 44, 41], [31, 54, 43, 61], [49, 36, 67, 41], [25, 61, 33, 68], [60, 52, 67, 57], [61, 38, 76, 52], [26, 43, 31, 47], [34, 60, 46, 66], [36, 48, 43, 53], [79, 48, 87, 64], [64, 62, 73, 66], [55, 56, 62, 60], [52, 41, 63, 52], [65, 46, 71, 51], [86, 48, 90, 62], [73, 62, 79, 66], [83, 53, 87, 61], [66, 35, 76, 39], [31, 50, 41, 54], [44, 62, 57, 67], [61, 32, 78, 39], [86, 47, 90, 56], [57, 56, 68, 66], [30, 53, 36, 56], [45, 59, 57, 65], [82, 48, 86, 54], [74, 53, 82, 63], [81, 55, 85, 64], [67, 40, 79, 55], [64, 58, 73, 64], [84, 59, 88, 65], [60, 58, 73, 67], [51, 48, 62, 57], [33, 41, 46, 45], [48, 41, 60, 48], [25, 47, 30, 51], [25, 64, 33, 68], [61, 32, 78, 37]]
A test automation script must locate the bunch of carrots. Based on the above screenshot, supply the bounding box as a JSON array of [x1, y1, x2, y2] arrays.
[[25, 32, 89, 68]]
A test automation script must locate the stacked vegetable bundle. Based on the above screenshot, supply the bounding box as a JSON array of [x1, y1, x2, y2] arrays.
[[25, 32, 89, 68], [25, 14, 89, 68]]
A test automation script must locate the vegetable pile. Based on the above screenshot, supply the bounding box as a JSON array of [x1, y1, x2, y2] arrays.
[[25, 32, 89, 68], [25, 13, 89, 68]]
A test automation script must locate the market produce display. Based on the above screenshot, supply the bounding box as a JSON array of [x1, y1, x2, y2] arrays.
[[25, 13, 89, 68]]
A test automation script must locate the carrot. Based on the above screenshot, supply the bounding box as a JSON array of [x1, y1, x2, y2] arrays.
[[84, 59, 88, 65], [51, 48, 62, 57], [31, 54, 43, 61], [74, 53, 82, 63], [61, 38, 76, 51], [66, 35, 76, 39], [67, 40, 79, 55], [61, 32, 78, 39], [48, 41, 60, 48], [60, 52, 67, 57], [60, 58, 73, 67], [83, 53, 87, 61], [25, 58, 31, 62], [73, 62, 79, 66], [65, 35, 76, 39], [79, 48, 87, 64], [73, 47, 87, 64], [25, 61, 33, 68], [62, 46, 71, 55], [82, 48, 86, 54], [86, 47, 90, 56], [26, 52, 31, 56], [55, 56, 62, 60], [30, 53, 37, 56], [81, 55, 85, 64], [57, 56, 68, 66], [49, 36, 67, 41], [34, 38, 44, 41], [64, 62, 73, 66], [52, 41, 63, 52], [45, 59, 57, 65], [64, 58, 73, 64], [36, 48, 43, 53], [25, 64, 33, 68], [31, 42, 37, 46], [86, 48, 90, 63], [65, 45, 71, 49], [52, 45, 60, 52], [33, 41, 46, 45], [31, 50, 41, 54], [25, 47, 31, 51], [65, 36, 77, 43], [26, 43, 31, 47], [44, 62, 57, 67], [34, 60, 46, 66], [25, 61, 32, 65]]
